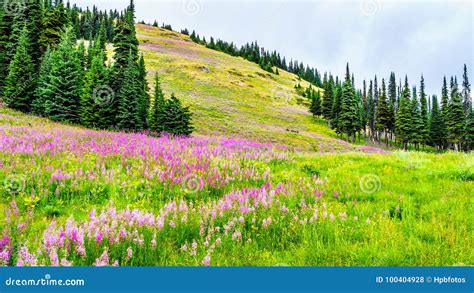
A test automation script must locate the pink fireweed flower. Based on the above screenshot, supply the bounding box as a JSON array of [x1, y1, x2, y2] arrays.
[[232, 230, 242, 241], [202, 255, 211, 267], [95, 249, 109, 266]]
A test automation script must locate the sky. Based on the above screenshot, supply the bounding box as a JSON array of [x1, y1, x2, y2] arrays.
[[73, 0, 473, 96]]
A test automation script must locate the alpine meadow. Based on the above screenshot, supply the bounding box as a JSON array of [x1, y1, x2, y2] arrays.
[[0, 0, 473, 268]]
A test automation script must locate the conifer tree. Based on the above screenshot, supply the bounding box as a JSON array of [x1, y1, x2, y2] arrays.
[[396, 76, 412, 150], [410, 87, 423, 148], [339, 63, 358, 142], [161, 94, 193, 136], [447, 77, 465, 151], [134, 54, 150, 130], [367, 80, 376, 140], [3, 25, 35, 112], [32, 46, 53, 116], [0, 8, 13, 97], [429, 95, 447, 150], [331, 83, 343, 134], [462, 64, 471, 116], [80, 41, 112, 129], [309, 90, 322, 117], [464, 107, 474, 150], [39, 3, 67, 51], [441, 76, 449, 115], [375, 79, 391, 145], [419, 75, 429, 145], [321, 75, 334, 126], [388, 72, 397, 109], [116, 53, 140, 131], [41, 27, 83, 123], [150, 73, 166, 132]]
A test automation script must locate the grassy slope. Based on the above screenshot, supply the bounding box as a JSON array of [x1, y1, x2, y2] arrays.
[[136, 24, 355, 152]]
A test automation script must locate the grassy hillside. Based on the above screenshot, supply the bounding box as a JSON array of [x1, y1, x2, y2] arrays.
[[136, 24, 355, 152]]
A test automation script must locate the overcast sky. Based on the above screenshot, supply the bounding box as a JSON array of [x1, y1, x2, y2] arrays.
[[74, 0, 473, 96]]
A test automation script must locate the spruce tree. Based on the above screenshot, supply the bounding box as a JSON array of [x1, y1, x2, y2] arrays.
[[32, 46, 53, 116], [429, 95, 447, 150], [3, 25, 35, 112], [162, 94, 193, 136], [410, 87, 423, 148], [367, 80, 376, 140], [309, 90, 322, 117], [39, 3, 67, 51], [150, 73, 166, 132], [321, 75, 334, 126], [80, 40, 112, 129], [42, 27, 83, 123], [116, 53, 141, 131], [441, 76, 449, 115], [0, 8, 13, 97], [375, 79, 391, 145], [331, 83, 343, 134], [388, 72, 397, 109], [396, 76, 412, 150], [339, 63, 358, 142], [135, 54, 150, 130], [419, 75, 429, 145], [462, 64, 471, 116], [464, 107, 474, 150], [447, 77, 465, 151]]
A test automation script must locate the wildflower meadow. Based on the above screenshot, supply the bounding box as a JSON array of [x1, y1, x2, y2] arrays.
[[1, 109, 472, 267]]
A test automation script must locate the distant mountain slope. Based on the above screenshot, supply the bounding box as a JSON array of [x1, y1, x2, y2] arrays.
[[136, 24, 356, 152]]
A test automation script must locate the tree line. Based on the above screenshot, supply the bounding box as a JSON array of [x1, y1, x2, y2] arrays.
[[308, 64, 473, 151], [0, 0, 193, 136]]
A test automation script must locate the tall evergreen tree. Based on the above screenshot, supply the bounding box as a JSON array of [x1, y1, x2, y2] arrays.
[[331, 83, 343, 135], [39, 3, 67, 51], [462, 64, 471, 116], [429, 95, 447, 150], [149, 73, 166, 132], [367, 80, 376, 140], [41, 27, 83, 123], [309, 90, 322, 117], [396, 76, 413, 150], [464, 107, 474, 150], [388, 72, 397, 109], [0, 7, 14, 97], [161, 94, 193, 136], [375, 78, 391, 145], [419, 75, 429, 145], [3, 25, 35, 112], [447, 77, 465, 151], [339, 63, 359, 142], [321, 75, 334, 126], [80, 40, 112, 129], [32, 46, 53, 116]]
